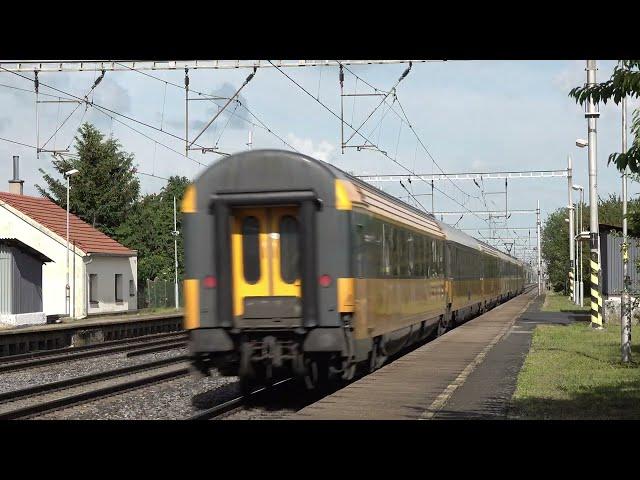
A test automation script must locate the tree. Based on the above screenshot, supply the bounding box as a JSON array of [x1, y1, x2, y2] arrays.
[[36, 123, 140, 238], [116, 176, 190, 283], [569, 60, 640, 173], [542, 208, 570, 292]]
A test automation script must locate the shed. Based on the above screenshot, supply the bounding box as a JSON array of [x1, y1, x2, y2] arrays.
[[599, 224, 640, 297], [0, 238, 52, 325]]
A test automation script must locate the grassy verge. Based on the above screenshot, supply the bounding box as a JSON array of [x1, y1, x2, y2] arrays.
[[511, 322, 640, 419], [542, 290, 590, 313]]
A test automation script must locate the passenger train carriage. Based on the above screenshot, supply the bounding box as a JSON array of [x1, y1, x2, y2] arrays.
[[182, 150, 527, 390]]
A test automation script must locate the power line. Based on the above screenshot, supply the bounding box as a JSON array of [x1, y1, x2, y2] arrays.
[[90, 106, 206, 167], [0, 136, 37, 149], [337, 62, 479, 203], [0, 66, 217, 157], [267, 60, 499, 234], [114, 62, 300, 152], [1, 67, 209, 170]]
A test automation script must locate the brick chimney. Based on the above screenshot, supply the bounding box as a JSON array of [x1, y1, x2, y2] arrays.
[[8, 155, 23, 195]]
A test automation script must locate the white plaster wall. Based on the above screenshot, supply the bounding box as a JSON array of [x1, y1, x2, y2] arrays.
[[0, 203, 137, 318], [0, 203, 86, 317], [85, 255, 137, 314]]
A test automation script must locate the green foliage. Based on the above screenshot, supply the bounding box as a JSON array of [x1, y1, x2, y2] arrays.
[[115, 175, 190, 283], [36, 123, 140, 238], [541, 208, 570, 292], [568, 61, 640, 173]]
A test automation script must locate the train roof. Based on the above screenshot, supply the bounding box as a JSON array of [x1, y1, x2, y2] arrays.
[[322, 158, 524, 266], [194, 149, 526, 267]]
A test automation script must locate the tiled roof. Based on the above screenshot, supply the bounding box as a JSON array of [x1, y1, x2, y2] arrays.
[[0, 191, 135, 256]]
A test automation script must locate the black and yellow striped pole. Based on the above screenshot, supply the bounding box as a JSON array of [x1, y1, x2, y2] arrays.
[[590, 253, 603, 327], [584, 60, 603, 329]]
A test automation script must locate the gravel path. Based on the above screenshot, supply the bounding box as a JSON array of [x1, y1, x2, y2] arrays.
[[37, 372, 240, 420], [0, 347, 187, 395]]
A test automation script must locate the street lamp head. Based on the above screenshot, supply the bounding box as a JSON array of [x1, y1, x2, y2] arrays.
[[576, 139, 589, 148], [65, 168, 79, 177], [572, 184, 583, 191]]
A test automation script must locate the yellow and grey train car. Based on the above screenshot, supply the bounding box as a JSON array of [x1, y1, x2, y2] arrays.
[[182, 150, 526, 389]]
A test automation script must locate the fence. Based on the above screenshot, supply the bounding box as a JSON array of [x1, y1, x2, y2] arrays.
[[138, 278, 184, 310]]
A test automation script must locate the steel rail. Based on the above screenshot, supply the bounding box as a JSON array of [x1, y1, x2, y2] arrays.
[[0, 355, 187, 404], [0, 335, 187, 373], [126, 341, 187, 358], [0, 330, 185, 364], [189, 377, 294, 420], [0, 362, 190, 420]]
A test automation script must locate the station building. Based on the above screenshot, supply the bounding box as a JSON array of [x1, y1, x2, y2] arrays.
[[0, 172, 138, 321]]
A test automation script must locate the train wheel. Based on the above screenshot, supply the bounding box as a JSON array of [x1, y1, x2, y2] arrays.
[[302, 356, 330, 390]]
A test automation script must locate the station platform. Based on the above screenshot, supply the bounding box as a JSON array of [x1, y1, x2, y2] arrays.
[[0, 310, 184, 357], [292, 289, 537, 420], [0, 310, 183, 336]]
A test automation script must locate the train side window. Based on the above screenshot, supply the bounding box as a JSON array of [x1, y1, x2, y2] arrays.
[[407, 232, 415, 277], [367, 216, 383, 277], [279, 215, 300, 284], [397, 229, 406, 277], [242, 216, 261, 284]]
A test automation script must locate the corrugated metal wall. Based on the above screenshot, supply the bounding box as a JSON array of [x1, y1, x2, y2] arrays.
[[0, 245, 13, 314], [12, 246, 43, 313], [0, 245, 43, 314], [601, 231, 640, 296]]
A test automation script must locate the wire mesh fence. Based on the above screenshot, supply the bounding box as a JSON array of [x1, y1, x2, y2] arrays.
[[137, 278, 184, 310]]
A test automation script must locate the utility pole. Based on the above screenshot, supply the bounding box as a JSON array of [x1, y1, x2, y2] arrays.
[[184, 68, 189, 157], [431, 179, 434, 213], [586, 60, 603, 329], [173, 196, 180, 310], [568, 155, 575, 303], [622, 96, 631, 362], [537, 199, 541, 295]]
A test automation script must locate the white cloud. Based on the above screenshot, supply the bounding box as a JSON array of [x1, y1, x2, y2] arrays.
[[286, 133, 335, 162], [551, 61, 585, 92]]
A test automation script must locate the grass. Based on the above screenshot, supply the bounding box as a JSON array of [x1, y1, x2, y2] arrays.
[[134, 306, 182, 316], [541, 290, 590, 313], [511, 321, 640, 419]]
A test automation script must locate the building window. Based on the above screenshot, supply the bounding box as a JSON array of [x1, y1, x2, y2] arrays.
[[115, 274, 123, 303], [89, 274, 98, 306], [129, 279, 136, 297]]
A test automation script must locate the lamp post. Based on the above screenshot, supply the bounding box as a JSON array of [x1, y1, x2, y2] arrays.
[[621, 96, 631, 363], [573, 184, 584, 307], [584, 60, 602, 329], [172, 196, 180, 310], [567, 156, 575, 303], [64, 168, 79, 317]]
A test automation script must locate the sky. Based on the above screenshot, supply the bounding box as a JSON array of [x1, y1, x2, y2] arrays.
[[1, 60, 637, 264]]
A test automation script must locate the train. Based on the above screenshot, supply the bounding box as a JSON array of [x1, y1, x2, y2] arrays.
[[181, 149, 528, 391]]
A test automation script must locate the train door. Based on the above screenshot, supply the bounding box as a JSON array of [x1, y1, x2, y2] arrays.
[[231, 207, 302, 320]]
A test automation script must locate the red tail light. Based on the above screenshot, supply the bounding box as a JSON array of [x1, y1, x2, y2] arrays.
[[319, 274, 332, 287], [203, 275, 217, 289]]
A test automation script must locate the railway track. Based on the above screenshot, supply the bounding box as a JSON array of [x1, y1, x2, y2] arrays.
[[0, 357, 191, 419], [0, 331, 187, 373], [189, 377, 297, 420]]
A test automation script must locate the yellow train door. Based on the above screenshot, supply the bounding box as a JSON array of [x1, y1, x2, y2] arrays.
[[231, 207, 301, 317]]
